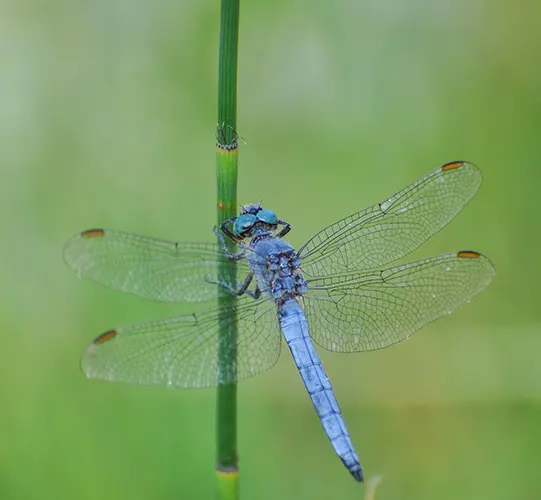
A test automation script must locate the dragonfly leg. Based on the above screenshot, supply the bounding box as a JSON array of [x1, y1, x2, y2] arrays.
[[236, 274, 262, 300], [236, 271, 255, 296], [213, 225, 245, 260], [276, 220, 291, 238], [218, 218, 242, 243], [206, 271, 260, 298]]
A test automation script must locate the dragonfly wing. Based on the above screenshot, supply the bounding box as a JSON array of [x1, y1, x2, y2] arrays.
[[81, 297, 281, 387], [63, 229, 247, 303], [303, 251, 495, 352], [299, 162, 482, 276]]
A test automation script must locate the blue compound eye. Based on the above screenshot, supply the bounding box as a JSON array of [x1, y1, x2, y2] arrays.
[[233, 214, 257, 236], [257, 209, 278, 225]]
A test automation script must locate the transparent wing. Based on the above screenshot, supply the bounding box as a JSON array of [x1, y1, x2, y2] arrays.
[[299, 162, 482, 276], [81, 297, 281, 388], [303, 251, 495, 352], [63, 229, 248, 303]]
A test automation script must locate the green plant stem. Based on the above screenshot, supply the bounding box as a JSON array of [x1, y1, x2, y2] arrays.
[[215, 0, 240, 498]]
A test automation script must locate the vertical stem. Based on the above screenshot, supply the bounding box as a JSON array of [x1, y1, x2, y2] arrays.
[[215, 0, 240, 498]]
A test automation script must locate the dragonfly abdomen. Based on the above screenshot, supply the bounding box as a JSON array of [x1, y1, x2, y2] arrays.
[[278, 299, 363, 482]]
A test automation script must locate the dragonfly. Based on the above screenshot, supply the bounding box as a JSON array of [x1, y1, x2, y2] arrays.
[[63, 160, 495, 482]]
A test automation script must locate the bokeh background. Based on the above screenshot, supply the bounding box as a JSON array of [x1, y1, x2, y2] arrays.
[[2, 1, 540, 499]]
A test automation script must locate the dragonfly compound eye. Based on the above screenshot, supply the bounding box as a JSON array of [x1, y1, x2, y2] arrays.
[[233, 214, 257, 236], [256, 208, 278, 225]]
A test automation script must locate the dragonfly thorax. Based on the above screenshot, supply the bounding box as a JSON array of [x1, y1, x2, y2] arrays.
[[248, 237, 307, 303]]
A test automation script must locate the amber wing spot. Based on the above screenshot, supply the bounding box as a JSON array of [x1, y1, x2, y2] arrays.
[[93, 329, 117, 344], [441, 161, 465, 172], [457, 250, 481, 259], [80, 229, 105, 238]]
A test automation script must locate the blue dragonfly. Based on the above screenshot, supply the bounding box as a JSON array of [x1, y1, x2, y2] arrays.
[[63, 161, 495, 482]]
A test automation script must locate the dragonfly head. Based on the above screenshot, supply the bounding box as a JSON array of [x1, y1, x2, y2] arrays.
[[233, 204, 279, 238]]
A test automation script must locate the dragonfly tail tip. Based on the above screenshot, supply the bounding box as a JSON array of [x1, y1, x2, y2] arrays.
[[351, 468, 364, 483]]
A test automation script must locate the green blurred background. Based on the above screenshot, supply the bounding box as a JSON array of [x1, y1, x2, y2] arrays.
[[2, 1, 540, 499]]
